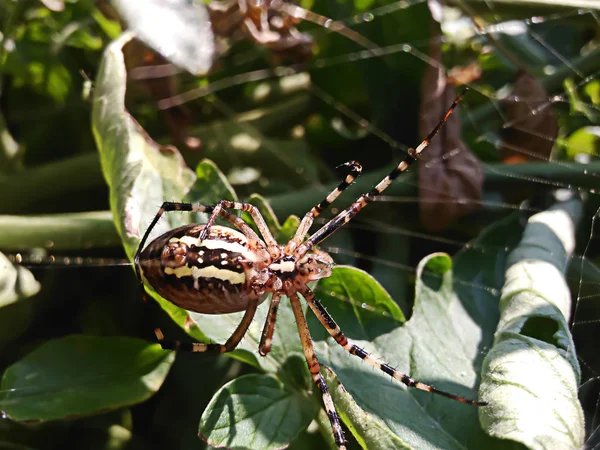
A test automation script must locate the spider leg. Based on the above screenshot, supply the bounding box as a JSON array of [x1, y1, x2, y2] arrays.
[[270, 0, 381, 55], [219, 210, 263, 242], [295, 89, 467, 258], [155, 297, 259, 353], [259, 292, 282, 356], [289, 291, 346, 449], [284, 161, 362, 255], [300, 286, 487, 406], [199, 200, 278, 251]]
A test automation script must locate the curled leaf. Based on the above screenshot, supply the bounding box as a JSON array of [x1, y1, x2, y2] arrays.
[[479, 198, 585, 449]]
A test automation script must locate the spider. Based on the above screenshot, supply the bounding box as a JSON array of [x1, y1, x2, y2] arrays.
[[208, 0, 379, 63], [209, 0, 313, 62], [133, 88, 487, 449]]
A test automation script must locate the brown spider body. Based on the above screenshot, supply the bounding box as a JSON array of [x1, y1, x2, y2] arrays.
[[139, 224, 333, 314]]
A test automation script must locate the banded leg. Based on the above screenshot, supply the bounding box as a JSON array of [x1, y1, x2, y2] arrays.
[[300, 286, 487, 406], [270, 0, 381, 55], [295, 89, 467, 258], [155, 297, 259, 353], [259, 293, 282, 356], [284, 161, 362, 255], [289, 291, 346, 450], [199, 200, 278, 252]]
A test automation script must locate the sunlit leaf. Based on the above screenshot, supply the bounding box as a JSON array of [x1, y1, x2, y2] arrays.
[[479, 198, 585, 449], [316, 266, 405, 323], [312, 254, 497, 449], [92, 32, 196, 260], [565, 126, 600, 159], [187, 159, 238, 207], [0, 252, 40, 308], [111, 0, 215, 75], [199, 374, 318, 450], [584, 79, 600, 105]]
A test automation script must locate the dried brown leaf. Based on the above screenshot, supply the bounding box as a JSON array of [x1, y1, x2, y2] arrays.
[[418, 21, 483, 232], [499, 71, 558, 164]]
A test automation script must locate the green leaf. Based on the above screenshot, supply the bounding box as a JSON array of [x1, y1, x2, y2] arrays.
[[246, 193, 301, 243], [322, 366, 408, 450], [584, 79, 600, 105], [311, 255, 497, 449], [45, 63, 71, 104], [0, 252, 39, 346], [0, 335, 174, 422], [188, 159, 238, 206], [316, 266, 405, 323], [0, 252, 40, 308], [199, 374, 318, 450], [565, 126, 600, 159], [479, 199, 585, 449], [91, 32, 196, 260], [188, 292, 303, 373]]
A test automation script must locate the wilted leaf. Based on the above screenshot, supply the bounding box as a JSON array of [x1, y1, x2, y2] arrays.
[[499, 71, 558, 164], [124, 41, 197, 149], [0, 335, 174, 422]]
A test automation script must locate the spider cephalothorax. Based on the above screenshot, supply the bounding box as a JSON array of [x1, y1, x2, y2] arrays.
[[134, 90, 486, 450]]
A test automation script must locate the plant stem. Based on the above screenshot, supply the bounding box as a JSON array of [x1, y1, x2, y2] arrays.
[[1, 161, 598, 251], [0, 153, 105, 213], [0, 211, 120, 250]]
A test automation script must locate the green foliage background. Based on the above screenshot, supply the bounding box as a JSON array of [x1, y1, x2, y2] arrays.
[[0, 0, 599, 449]]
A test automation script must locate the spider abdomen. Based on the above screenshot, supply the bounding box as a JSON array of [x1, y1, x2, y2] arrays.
[[139, 224, 269, 314]]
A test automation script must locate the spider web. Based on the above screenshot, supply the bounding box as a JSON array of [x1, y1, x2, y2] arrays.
[[132, 1, 600, 446], [1, 0, 600, 448]]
